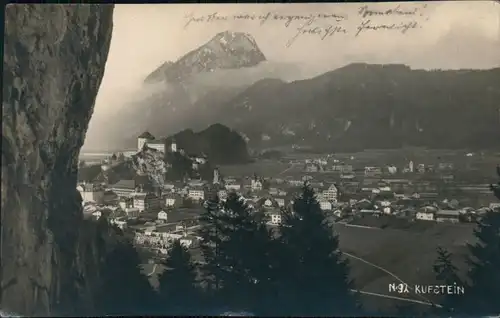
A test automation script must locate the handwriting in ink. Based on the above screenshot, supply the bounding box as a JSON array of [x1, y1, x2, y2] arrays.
[[355, 19, 420, 37], [358, 5, 423, 18], [184, 12, 228, 29], [286, 18, 347, 48], [183, 11, 348, 29]]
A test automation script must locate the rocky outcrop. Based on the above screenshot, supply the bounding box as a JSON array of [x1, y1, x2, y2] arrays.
[[132, 148, 168, 189], [2, 4, 113, 316]]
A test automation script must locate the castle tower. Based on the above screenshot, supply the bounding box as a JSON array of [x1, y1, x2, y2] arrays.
[[137, 131, 155, 152]]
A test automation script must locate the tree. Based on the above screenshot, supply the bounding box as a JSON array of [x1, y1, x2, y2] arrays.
[[274, 184, 359, 316], [111, 153, 117, 161], [461, 210, 500, 315], [158, 240, 201, 315], [93, 228, 158, 315], [432, 246, 464, 313], [197, 193, 277, 314], [217, 193, 277, 313], [433, 167, 500, 315], [197, 196, 224, 303]]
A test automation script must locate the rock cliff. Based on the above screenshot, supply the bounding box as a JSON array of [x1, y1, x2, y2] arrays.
[[2, 4, 113, 316]]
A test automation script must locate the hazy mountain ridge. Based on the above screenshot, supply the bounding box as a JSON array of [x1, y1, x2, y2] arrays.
[[213, 64, 500, 151], [85, 32, 500, 152]]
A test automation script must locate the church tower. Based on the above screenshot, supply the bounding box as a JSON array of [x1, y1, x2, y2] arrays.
[[213, 168, 220, 185]]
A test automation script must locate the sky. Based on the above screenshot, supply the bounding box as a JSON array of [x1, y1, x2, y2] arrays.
[[89, 1, 499, 137]]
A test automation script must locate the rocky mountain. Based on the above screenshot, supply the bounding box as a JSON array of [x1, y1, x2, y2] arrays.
[[83, 31, 305, 151], [2, 5, 114, 316], [144, 31, 266, 84], [212, 64, 500, 151]]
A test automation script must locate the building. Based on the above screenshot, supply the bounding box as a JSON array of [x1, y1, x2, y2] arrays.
[[416, 211, 435, 221], [110, 180, 138, 198], [490, 202, 500, 210], [365, 166, 382, 177], [332, 164, 353, 173], [157, 210, 168, 222], [188, 187, 205, 201], [305, 163, 320, 172], [164, 194, 177, 207], [409, 160, 414, 173], [387, 165, 398, 175], [225, 183, 241, 191], [263, 198, 274, 207], [146, 139, 167, 153], [213, 168, 220, 184], [137, 131, 155, 152], [125, 207, 140, 218], [275, 198, 285, 207], [193, 154, 207, 164], [180, 236, 199, 249], [318, 199, 333, 211], [436, 210, 460, 223], [251, 178, 263, 191], [110, 219, 127, 230], [218, 189, 228, 201], [170, 138, 177, 152], [118, 197, 134, 210], [269, 188, 279, 196], [133, 193, 162, 212], [270, 213, 282, 225], [77, 183, 104, 204], [322, 184, 338, 202]]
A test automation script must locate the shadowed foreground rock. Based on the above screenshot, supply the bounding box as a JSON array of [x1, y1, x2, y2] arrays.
[[2, 4, 113, 316]]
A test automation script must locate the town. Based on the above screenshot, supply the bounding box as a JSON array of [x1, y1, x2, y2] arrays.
[[78, 131, 500, 270]]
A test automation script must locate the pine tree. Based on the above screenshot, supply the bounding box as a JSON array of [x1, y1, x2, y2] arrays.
[[433, 167, 500, 315], [457, 167, 500, 315], [217, 193, 277, 313], [197, 195, 224, 303], [158, 240, 201, 315], [275, 184, 359, 316], [197, 193, 277, 313], [462, 209, 500, 315], [93, 232, 158, 315], [432, 246, 464, 313]]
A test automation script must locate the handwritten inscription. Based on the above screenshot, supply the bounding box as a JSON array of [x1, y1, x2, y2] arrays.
[[355, 19, 419, 37], [183, 4, 428, 48]]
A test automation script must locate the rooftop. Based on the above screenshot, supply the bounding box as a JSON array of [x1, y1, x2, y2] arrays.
[[437, 210, 460, 217], [138, 131, 155, 139], [148, 139, 166, 145], [111, 179, 136, 190]]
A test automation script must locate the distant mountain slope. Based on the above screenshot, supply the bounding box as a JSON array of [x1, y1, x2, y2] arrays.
[[214, 63, 500, 150], [144, 31, 266, 84], [166, 123, 251, 165]]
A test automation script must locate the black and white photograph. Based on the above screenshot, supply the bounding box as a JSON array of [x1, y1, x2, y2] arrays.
[[2, 2, 500, 317]]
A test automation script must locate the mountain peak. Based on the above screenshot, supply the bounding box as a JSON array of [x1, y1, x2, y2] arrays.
[[145, 31, 266, 84]]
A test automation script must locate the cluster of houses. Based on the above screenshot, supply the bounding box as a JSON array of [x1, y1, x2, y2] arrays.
[[77, 140, 499, 256], [303, 157, 456, 177]]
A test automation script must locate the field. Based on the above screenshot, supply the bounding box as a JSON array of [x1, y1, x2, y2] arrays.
[[142, 221, 475, 313], [333, 222, 475, 311]]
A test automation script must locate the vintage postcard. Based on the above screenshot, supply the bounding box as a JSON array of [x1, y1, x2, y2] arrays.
[[3, 2, 500, 317]]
